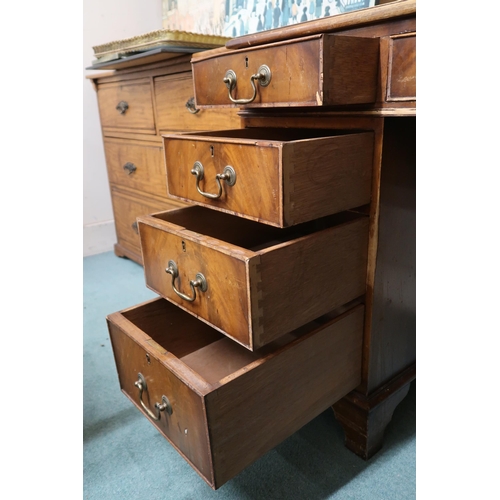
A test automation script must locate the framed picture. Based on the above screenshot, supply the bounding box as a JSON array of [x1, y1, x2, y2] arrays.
[[162, 0, 378, 37]]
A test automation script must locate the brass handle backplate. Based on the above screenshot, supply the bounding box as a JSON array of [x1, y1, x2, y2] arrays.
[[131, 221, 139, 234], [123, 162, 137, 175], [165, 260, 207, 302], [116, 101, 129, 114], [191, 161, 236, 200], [223, 65, 271, 105], [185, 97, 200, 114], [134, 373, 172, 421]]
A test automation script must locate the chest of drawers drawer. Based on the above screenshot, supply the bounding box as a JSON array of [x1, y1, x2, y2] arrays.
[[110, 189, 184, 262], [192, 34, 379, 108], [137, 205, 369, 350], [164, 127, 374, 227], [104, 138, 168, 198], [386, 33, 416, 102], [107, 297, 363, 489], [154, 73, 241, 132], [97, 78, 156, 134]]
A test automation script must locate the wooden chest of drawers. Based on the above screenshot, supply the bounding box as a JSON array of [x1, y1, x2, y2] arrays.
[[89, 56, 241, 264], [101, 0, 416, 490]]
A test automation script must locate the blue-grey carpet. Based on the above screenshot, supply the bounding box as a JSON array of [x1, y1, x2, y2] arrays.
[[83, 251, 415, 499]]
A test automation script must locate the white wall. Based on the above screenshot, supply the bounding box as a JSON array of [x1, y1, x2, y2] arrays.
[[83, 0, 162, 256]]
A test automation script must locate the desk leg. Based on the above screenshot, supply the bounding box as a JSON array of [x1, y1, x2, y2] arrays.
[[332, 364, 415, 460]]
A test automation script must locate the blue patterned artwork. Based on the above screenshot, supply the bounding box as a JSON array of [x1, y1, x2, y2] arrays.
[[162, 0, 377, 37]]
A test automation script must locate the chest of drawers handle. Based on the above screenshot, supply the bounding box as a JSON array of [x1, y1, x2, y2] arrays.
[[115, 100, 129, 114], [191, 161, 237, 200], [123, 162, 137, 175], [223, 65, 272, 105], [185, 97, 200, 114], [134, 373, 172, 420], [165, 260, 208, 302]]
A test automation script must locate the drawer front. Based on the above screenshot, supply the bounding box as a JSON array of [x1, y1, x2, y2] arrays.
[[97, 78, 156, 133], [386, 33, 416, 101], [138, 206, 369, 350], [107, 297, 364, 489], [104, 139, 168, 199], [164, 129, 374, 227], [192, 34, 378, 108], [138, 216, 251, 346], [107, 307, 214, 484], [111, 189, 184, 257], [154, 73, 241, 132]]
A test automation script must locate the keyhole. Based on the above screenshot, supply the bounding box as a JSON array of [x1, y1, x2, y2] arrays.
[[245, 57, 249, 68], [146, 353, 151, 365], [210, 145, 214, 157], [182, 240, 186, 252]]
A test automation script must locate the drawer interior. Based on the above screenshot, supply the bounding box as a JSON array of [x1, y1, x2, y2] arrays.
[[152, 205, 365, 253], [121, 299, 321, 385], [173, 127, 367, 143]]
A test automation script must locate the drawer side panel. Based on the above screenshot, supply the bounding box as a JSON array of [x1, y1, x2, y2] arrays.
[[256, 217, 369, 348], [323, 35, 379, 105], [205, 305, 364, 489], [284, 132, 374, 226]]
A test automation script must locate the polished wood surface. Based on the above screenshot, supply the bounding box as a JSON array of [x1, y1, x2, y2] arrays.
[[103, 138, 169, 199], [97, 78, 156, 134], [164, 128, 373, 227], [138, 206, 369, 350], [107, 298, 364, 489]]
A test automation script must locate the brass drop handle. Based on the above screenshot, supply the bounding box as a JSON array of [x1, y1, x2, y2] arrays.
[[223, 65, 272, 105], [134, 373, 172, 421], [116, 101, 129, 114], [165, 260, 207, 302], [123, 162, 137, 175], [185, 97, 200, 114], [191, 161, 237, 200]]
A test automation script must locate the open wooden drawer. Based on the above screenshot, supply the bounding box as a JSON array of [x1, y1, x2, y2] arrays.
[[137, 205, 369, 350], [163, 127, 374, 227], [191, 34, 379, 108], [107, 297, 363, 489]]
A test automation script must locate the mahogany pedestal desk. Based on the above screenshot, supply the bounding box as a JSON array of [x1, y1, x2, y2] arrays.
[[104, 0, 416, 489], [189, 0, 416, 462]]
